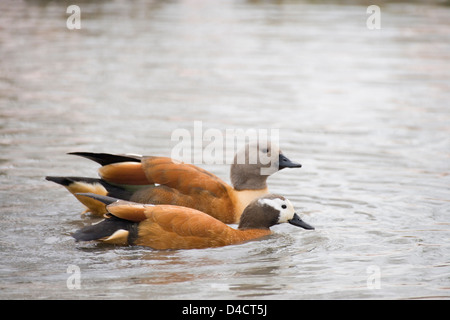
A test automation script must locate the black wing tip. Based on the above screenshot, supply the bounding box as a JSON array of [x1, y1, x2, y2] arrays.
[[75, 193, 119, 205], [71, 229, 90, 242], [72, 215, 138, 243], [71, 221, 110, 242], [45, 176, 72, 186], [68, 152, 142, 166], [45, 176, 103, 186]]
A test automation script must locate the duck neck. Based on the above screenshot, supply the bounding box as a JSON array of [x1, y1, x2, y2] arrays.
[[233, 187, 269, 221], [237, 202, 278, 230], [230, 164, 269, 191]]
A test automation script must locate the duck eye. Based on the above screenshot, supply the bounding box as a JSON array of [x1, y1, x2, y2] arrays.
[[281, 204, 287, 209]]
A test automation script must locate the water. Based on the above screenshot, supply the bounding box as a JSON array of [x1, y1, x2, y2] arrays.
[[1, 0, 450, 300]]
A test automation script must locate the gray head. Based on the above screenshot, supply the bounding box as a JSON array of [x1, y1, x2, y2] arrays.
[[238, 194, 314, 230], [230, 141, 302, 191]]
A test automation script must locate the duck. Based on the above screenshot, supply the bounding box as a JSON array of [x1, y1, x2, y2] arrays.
[[72, 193, 314, 250], [46, 141, 302, 224]]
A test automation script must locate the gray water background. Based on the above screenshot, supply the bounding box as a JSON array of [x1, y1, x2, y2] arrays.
[[1, 0, 449, 299]]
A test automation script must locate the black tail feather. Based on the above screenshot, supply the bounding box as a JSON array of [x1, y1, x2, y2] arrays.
[[45, 176, 133, 200], [68, 152, 141, 166], [76, 193, 119, 205], [45, 176, 103, 187], [72, 216, 138, 243]]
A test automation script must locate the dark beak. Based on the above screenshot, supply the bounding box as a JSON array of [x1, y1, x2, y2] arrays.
[[278, 153, 302, 170], [288, 213, 315, 230]]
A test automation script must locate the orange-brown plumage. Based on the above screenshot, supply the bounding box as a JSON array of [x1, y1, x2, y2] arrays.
[[104, 202, 270, 249], [136, 206, 267, 249], [46, 143, 302, 223], [125, 156, 238, 223], [72, 193, 314, 250], [98, 162, 148, 185]]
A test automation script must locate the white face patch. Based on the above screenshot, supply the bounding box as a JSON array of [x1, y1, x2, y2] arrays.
[[258, 197, 296, 223]]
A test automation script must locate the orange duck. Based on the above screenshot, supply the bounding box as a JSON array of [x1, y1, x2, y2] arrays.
[[72, 193, 314, 250], [46, 142, 302, 224]]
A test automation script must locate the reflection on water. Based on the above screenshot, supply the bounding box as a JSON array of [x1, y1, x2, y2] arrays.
[[1, 0, 450, 299]]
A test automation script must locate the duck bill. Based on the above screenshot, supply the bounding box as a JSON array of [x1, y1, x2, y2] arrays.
[[288, 213, 315, 230], [278, 153, 302, 170]]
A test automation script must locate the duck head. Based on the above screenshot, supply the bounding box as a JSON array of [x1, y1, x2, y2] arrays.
[[230, 141, 302, 190], [238, 194, 314, 230]]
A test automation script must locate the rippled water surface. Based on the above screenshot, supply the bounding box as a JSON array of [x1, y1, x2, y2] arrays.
[[1, 0, 450, 299]]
